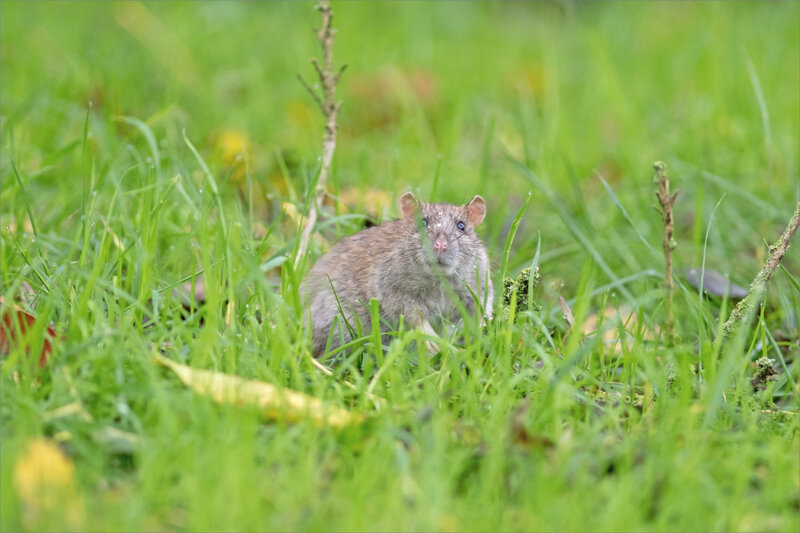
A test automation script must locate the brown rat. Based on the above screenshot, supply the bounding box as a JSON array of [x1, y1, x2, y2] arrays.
[[301, 192, 493, 356]]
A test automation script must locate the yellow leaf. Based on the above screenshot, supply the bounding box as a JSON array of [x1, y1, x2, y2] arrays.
[[4, 214, 34, 234], [281, 201, 302, 227], [211, 129, 252, 185], [13, 438, 84, 529], [581, 305, 658, 353], [281, 202, 328, 251], [153, 353, 363, 428], [214, 129, 251, 166], [338, 187, 393, 219]]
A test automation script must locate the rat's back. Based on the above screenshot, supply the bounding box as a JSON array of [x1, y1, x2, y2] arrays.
[[301, 220, 405, 354], [301, 192, 493, 357]]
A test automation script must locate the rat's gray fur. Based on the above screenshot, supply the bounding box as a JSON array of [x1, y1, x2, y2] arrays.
[[302, 192, 493, 356]]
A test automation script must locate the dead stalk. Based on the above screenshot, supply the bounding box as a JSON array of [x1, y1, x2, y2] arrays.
[[294, 0, 346, 270], [653, 161, 679, 346], [715, 201, 800, 353]]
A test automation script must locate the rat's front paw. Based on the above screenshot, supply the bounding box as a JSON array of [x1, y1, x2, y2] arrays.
[[425, 339, 441, 355]]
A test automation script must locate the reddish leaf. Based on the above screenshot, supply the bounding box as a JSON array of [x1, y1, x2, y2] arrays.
[[0, 297, 57, 367]]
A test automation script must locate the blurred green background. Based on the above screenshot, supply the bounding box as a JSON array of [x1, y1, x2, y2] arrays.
[[2, 1, 798, 283]]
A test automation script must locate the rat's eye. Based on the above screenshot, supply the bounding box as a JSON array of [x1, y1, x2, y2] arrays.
[[456, 221, 466, 231], [422, 218, 428, 228]]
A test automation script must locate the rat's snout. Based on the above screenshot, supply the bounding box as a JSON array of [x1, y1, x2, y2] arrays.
[[433, 236, 448, 253]]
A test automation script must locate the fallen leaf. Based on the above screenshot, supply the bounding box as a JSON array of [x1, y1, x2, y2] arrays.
[[0, 296, 57, 367], [41, 402, 94, 424], [582, 305, 657, 353], [214, 130, 251, 167], [176, 280, 207, 306], [18, 281, 36, 307], [13, 438, 84, 530], [685, 267, 747, 299], [153, 353, 363, 428], [211, 129, 251, 184], [282, 201, 328, 251], [337, 187, 392, 221], [559, 295, 575, 327], [281, 201, 303, 228], [509, 399, 555, 451], [97, 215, 126, 252], [5, 214, 34, 234], [93, 427, 140, 455]]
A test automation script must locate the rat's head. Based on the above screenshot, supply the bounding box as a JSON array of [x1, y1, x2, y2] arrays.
[[400, 192, 486, 274]]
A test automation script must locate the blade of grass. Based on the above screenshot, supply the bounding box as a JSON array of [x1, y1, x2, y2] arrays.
[[528, 231, 541, 313], [674, 160, 787, 221], [510, 157, 634, 304], [4, 228, 49, 292], [115, 115, 161, 173], [8, 153, 40, 239], [595, 170, 659, 258], [430, 154, 442, 200], [697, 193, 726, 376], [744, 51, 772, 151], [183, 129, 236, 323], [779, 264, 800, 294], [499, 191, 532, 283]]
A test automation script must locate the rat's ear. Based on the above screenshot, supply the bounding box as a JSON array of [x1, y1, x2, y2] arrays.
[[466, 195, 486, 226], [400, 192, 420, 221]]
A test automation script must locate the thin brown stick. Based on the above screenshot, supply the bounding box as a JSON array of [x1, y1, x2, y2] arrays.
[[714, 201, 800, 353], [653, 161, 679, 346], [294, 0, 346, 270], [296, 74, 325, 115]]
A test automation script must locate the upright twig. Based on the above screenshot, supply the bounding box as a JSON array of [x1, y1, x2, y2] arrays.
[[653, 161, 679, 346], [714, 201, 800, 354], [294, 0, 347, 270]]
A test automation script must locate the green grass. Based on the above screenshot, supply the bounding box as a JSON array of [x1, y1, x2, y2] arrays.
[[1, 1, 799, 531]]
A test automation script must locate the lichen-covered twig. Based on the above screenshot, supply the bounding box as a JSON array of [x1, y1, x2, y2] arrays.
[[294, 0, 346, 270], [714, 201, 800, 353], [653, 161, 679, 346]]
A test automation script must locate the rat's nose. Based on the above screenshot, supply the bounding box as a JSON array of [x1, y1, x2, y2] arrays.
[[433, 237, 448, 253]]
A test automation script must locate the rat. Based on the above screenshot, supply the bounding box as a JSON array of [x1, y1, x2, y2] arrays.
[[301, 192, 493, 356]]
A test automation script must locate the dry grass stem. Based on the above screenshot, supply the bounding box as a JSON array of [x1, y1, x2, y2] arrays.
[[653, 161, 679, 346], [715, 201, 800, 353], [295, 0, 346, 270]]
